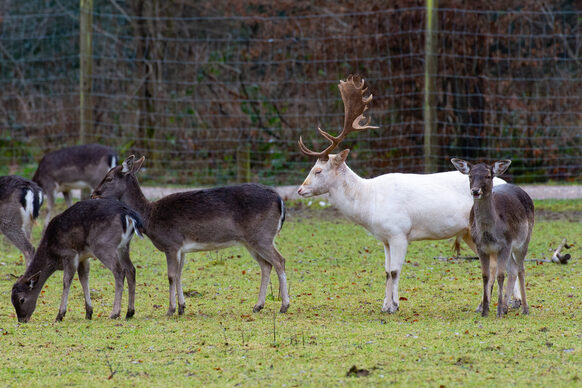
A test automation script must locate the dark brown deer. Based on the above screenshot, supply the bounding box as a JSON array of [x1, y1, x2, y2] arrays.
[[0, 175, 43, 266], [92, 156, 289, 316], [32, 144, 118, 226], [451, 158, 534, 318], [11, 199, 144, 322]]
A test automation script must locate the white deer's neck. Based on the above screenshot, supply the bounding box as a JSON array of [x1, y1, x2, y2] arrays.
[[327, 164, 371, 224]]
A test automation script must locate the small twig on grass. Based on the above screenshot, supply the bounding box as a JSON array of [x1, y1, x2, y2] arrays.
[[218, 321, 229, 346], [433, 256, 478, 261], [272, 312, 277, 347], [104, 352, 117, 380], [526, 238, 574, 264], [551, 238, 573, 264]]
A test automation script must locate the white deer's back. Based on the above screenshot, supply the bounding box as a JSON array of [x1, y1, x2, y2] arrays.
[[342, 170, 505, 242]]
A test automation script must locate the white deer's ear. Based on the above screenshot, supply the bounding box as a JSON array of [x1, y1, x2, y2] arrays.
[[451, 158, 471, 175], [492, 160, 511, 177], [332, 149, 350, 167], [121, 155, 135, 174]]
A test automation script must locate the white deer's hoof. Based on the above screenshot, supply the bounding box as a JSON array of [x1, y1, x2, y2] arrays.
[[509, 298, 521, 309], [381, 303, 399, 314]]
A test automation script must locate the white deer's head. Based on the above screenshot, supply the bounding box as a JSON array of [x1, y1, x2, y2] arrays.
[[297, 75, 377, 197]]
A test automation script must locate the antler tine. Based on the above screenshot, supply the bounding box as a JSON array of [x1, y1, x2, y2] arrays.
[[297, 75, 378, 160], [297, 128, 337, 160], [338, 75, 378, 136]]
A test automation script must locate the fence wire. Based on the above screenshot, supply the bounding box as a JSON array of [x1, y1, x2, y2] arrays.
[[0, 1, 580, 185]]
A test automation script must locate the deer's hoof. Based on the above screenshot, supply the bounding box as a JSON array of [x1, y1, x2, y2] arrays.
[[166, 307, 176, 316], [125, 309, 135, 319], [509, 298, 522, 309], [253, 304, 264, 313], [55, 311, 66, 322], [522, 306, 530, 315], [381, 303, 399, 314], [109, 312, 120, 319], [85, 308, 93, 320], [279, 304, 290, 314], [178, 304, 186, 315], [475, 303, 483, 313]]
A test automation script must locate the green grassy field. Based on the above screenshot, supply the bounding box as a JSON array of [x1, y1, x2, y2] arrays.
[[0, 199, 580, 387]]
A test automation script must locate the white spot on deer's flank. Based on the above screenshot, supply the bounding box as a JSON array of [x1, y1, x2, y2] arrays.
[[20, 189, 35, 232]]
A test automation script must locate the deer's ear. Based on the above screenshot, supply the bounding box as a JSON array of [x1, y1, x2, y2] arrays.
[[451, 158, 471, 175], [492, 160, 511, 177], [121, 155, 135, 174], [333, 149, 350, 167], [26, 271, 41, 290], [132, 156, 145, 174]]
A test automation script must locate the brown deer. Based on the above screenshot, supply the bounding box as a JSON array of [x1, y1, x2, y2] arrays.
[[451, 159, 534, 317], [32, 144, 118, 226], [297, 75, 512, 313], [91, 156, 289, 316], [0, 175, 43, 266], [11, 199, 144, 322]]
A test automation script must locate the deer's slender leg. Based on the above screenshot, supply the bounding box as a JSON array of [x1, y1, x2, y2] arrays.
[[77, 259, 93, 320]]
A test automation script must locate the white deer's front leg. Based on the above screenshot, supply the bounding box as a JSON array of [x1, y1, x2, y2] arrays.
[[382, 237, 408, 313]]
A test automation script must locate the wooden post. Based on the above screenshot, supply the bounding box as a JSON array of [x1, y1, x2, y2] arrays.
[[423, 0, 438, 173], [236, 144, 251, 183], [80, 0, 94, 144]]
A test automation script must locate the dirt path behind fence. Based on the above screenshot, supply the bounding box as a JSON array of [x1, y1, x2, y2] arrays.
[[140, 185, 582, 201]]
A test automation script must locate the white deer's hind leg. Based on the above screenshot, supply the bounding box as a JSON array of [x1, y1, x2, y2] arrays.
[[508, 253, 522, 308], [382, 237, 408, 314]]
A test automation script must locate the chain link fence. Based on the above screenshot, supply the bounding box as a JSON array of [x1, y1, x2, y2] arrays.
[[1, 1, 580, 185]]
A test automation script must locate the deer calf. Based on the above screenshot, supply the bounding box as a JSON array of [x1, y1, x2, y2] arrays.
[[92, 155, 289, 316], [451, 159, 534, 317], [0, 175, 43, 266], [32, 144, 118, 226], [11, 199, 143, 322]]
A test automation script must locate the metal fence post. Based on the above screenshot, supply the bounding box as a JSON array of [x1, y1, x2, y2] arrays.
[[80, 0, 93, 144], [424, 0, 438, 173]]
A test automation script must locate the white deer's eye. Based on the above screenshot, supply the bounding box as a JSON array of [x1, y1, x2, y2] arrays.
[[314, 168, 322, 175]]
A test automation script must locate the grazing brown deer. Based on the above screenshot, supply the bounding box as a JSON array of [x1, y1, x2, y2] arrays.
[[0, 175, 43, 266], [297, 75, 510, 313], [451, 158, 534, 317], [11, 199, 144, 322], [92, 156, 289, 316], [32, 144, 118, 226]]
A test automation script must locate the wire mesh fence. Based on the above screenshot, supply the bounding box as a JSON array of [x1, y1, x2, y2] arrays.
[[1, 1, 580, 185]]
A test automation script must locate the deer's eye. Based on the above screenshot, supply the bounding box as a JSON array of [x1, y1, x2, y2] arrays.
[[19, 297, 25, 304], [314, 168, 322, 175], [105, 176, 113, 182]]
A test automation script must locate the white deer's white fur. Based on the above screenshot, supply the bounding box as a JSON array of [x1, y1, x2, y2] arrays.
[[298, 150, 509, 313]]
